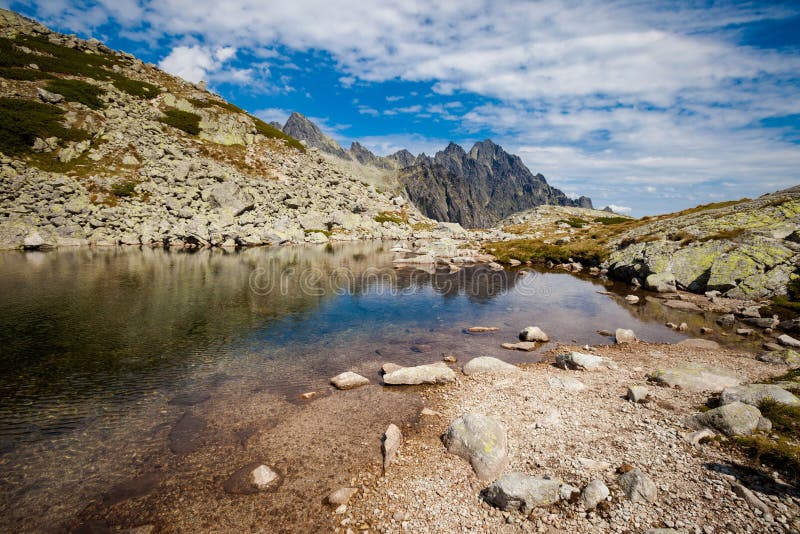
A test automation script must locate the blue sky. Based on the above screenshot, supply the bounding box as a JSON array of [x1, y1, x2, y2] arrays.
[[5, 1, 800, 216]]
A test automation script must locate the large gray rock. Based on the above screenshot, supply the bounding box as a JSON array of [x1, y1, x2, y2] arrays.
[[208, 182, 254, 217], [648, 364, 740, 392], [330, 371, 370, 390], [720, 384, 799, 407], [462, 356, 519, 376], [556, 351, 616, 371], [645, 272, 677, 293], [519, 326, 549, 342], [697, 401, 762, 436], [483, 473, 567, 512], [442, 414, 508, 481], [383, 362, 456, 385], [618, 468, 657, 502]]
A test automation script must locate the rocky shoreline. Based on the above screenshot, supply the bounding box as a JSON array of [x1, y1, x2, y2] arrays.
[[320, 332, 800, 533]]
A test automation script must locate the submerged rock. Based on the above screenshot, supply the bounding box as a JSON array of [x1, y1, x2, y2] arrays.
[[442, 413, 508, 481], [169, 412, 207, 454], [463, 356, 519, 375], [501, 341, 536, 351], [327, 487, 358, 505], [330, 371, 370, 390], [383, 362, 456, 385], [223, 462, 281, 494]]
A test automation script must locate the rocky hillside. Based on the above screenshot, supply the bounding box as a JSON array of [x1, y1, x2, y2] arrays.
[[280, 113, 592, 228], [605, 187, 800, 299], [0, 9, 437, 250]]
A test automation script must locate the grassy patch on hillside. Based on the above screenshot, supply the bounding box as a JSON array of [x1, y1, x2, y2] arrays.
[[1, 34, 121, 79], [699, 228, 747, 242], [0, 97, 89, 156], [485, 238, 609, 265], [160, 108, 201, 135], [733, 398, 800, 483], [374, 211, 408, 225], [594, 216, 630, 225], [112, 77, 159, 99], [0, 67, 54, 80], [557, 217, 588, 228], [251, 115, 305, 151], [45, 78, 105, 109], [110, 180, 138, 198]]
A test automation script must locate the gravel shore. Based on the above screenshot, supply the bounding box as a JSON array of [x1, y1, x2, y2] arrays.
[[340, 341, 800, 533]]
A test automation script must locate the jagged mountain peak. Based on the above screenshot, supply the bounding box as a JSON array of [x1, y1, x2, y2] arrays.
[[282, 112, 349, 159]]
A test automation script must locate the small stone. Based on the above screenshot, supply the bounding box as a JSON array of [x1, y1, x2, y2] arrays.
[[627, 385, 648, 403], [330, 372, 370, 390], [716, 314, 736, 327], [520, 326, 550, 342], [737, 328, 755, 336], [300, 391, 318, 400], [625, 295, 639, 304], [684, 428, 715, 445], [556, 351, 616, 371], [223, 463, 281, 494], [483, 473, 566, 512], [383, 363, 456, 385], [678, 322, 688, 332], [618, 469, 657, 502], [468, 326, 500, 333], [501, 341, 537, 351], [443, 354, 457, 363], [421, 407, 441, 417], [700, 327, 713, 335], [547, 376, 587, 392], [383, 424, 402, 470], [615, 328, 637, 344], [581, 480, 610, 509]]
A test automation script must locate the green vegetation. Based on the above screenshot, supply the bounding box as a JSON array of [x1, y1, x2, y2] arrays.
[[0, 67, 53, 80], [594, 216, 630, 225], [411, 221, 437, 232], [160, 108, 201, 135], [670, 198, 749, 217], [112, 77, 158, 99], [485, 238, 608, 266], [0, 97, 89, 155], [303, 229, 332, 237], [110, 180, 138, 198], [251, 115, 305, 151], [557, 217, 588, 228], [374, 211, 407, 225], [45, 78, 105, 109], [733, 398, 800, 483], [188, 98, 214, 108]]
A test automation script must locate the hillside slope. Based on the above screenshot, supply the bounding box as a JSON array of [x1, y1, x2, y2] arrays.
[[0, 10, 433, 250]]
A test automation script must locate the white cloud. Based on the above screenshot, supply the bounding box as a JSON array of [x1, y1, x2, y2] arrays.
[[26, 0, 800, 215], [158, 45, 240, 84], [606, 204, 632, 214]]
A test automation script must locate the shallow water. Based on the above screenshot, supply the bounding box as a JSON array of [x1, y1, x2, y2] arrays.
[[0, 242, 738, 531]]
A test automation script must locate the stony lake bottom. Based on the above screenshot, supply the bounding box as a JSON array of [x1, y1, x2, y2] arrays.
[[0, 241, 759, 532]]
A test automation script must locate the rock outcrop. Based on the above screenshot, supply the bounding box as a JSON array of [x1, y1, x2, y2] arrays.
[[605, 188, 800, 299]]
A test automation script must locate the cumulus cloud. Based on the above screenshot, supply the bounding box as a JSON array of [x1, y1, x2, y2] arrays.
[[255, 108, 291, 125], [158, 45, 241, 84], [23, 0, 800, 215]]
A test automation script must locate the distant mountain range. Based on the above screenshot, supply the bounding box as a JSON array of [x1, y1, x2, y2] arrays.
[[282, 112, 592, 228]]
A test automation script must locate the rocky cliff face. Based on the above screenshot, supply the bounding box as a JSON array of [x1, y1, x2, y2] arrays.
[[605, 187, 800, 299], [0, 10, 436, 250], [281, 115, 592, 229], [399, 140, 592, 228]]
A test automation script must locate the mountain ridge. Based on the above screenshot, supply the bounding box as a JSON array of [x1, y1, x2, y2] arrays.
[[281, 112, 592, 228]]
